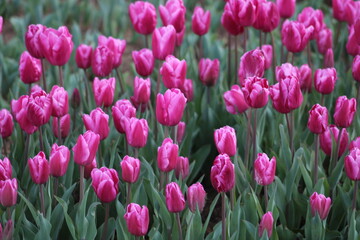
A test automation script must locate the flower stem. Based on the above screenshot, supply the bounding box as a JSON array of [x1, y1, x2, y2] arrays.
[[134, 148, 139, 159], [126, 183, 132, 206], [58, 117, 62, 145], [83, 69, 90, 106], [79, 165, 84, 204], [270, 31, 277, 84], [264, 185, 268, 210], [252, 109, 257, 180], [101, 203, 110, 240], [285, 113, 294, 161], [199, 35, 203, 60], [259, 31, 262, 47], [58, 66, 64, 87], [228, 33, 232, 88], [331, 128, 343, 174], [40, 184, 45, 215], [115, 68, 124, 97], [243, 27, 247, 53], [38, 126, 44, 152], [23, 133, 30, 168], [307, 43, 312, 70], [353, 180, 358, 211], [221, 192, 226, 240], [41, 59, 47, 92], [314, 134, 320, 185], [234, 35, 238, 86], [176, 212, 183, 240], [145, 34, 149, 49], [245, 110, 252, 169], [173, 125, 178, 145], [7, 207, 11, 221]]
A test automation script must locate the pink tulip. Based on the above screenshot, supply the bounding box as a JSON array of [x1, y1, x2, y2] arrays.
[[26, 90, 52, 127], [314, 68, 337, 95], [84, 158, 97, 179], [83, 108, 109, 140], [129, 1, 157, 35], [165, 182, 186, 213], [0, 109, 14, 138], [181, 79, 194, 102], [0, 178, 17, 207], [187, 182, 206, 212], [124, 203, 150, 236], [276, 63, 300, 82], [333, 96, 357, 128], [260, 45, 273, 70], [345, 1, 360, 25], [152, 26, 177, 60], [124, 117, 149, 148], [350, 137, 360, 151], [299, 64, 312, 92], [353, 55, 360, 82], [25, 24, 47, 59], [73, 130, 100, 166], [333, 0, 350, 22], [132, 48, 154, 77], [310, 192, 331, 220], [157, 138, 179, 172], [50, 85, 68, 117], [223, 85, 249, 114], [132, 76, 151, 106], [346, 25, 360, 56], [238, 49, 265, 85], [175, 156, 189, 179], [159, 0, 186, 33], [316, 27, 333, 55], [307, 104, 328, 134], [192, 6, 211, 36], [98, 35, 126, 69], [49, 143, 70, 177], [19, 51, 42, 84], [242, 77, 269, 108], [345, 147, 360, 181], [210, 154, 235, 193], [177, 121, 186, 144], [297, 7, 324, 40], [92, 77, 115, 107], [160, 55, 187, 89], [52, 114, 71, 138], [28, 151, 50, 184], [0, 158, 12, 181], [281, 20, 313, 53], [11, 95, 38, 134], [91, 45, 114, 77], [258, 212, 273, 238], [320, 125, 349, 157], [121, 155, 141, 183], [254, 153, 276, 186], [253, 1, 280, 32], [75, 44, 92, 69], [221, 0, 245, 36], [324, 49, 334, 68], [214, 126, 237, 157], [112, 100, 136, 134], [91, 167, 119, 203], [176, 26, 186, 47], [0, 17, 2, 34], [276, 0, 296, 18], [156, 88, 187, 126], [198, 58, 220, 87]]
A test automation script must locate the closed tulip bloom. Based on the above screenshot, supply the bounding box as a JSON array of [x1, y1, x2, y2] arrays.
[[75, 44, 92, 69], [187, 183, 206, 212], [314, 68, 337, 95], [121, 155, 141, 183], [161, 55, 187, 89], [49, 143, 70, 177], [25, 24, 47, 59], [156, 88, 187, 126], [0, 16, 2, 34], [214, 126, 237, 157], [253, 1, 280, 32], [124, 203, 150, 236], [353, 19, 360, 45], [221, 0, 244, 36], [324, 49, 334, 68], [316, 27, 333, 55], [333, 96, 357, 128], [223, 85, 249, 114], [297, 7, 324, 40], [281, 20, 313, 53], [91, 45, 114, 77], [238, 49, 265, 85], [132, 48, 154, 77], [210, 154, 235, 193], [0, 178, 17, 207], [181, 79, 194, 102], [176, 26, 186, 47], [132, 76, 151, 105], [350, 137, 360, 151], [242, 77, 269, 108], [28, 151, 50, 184], [345, 147, 360, 180], [345, 1, 360, 25], [19, 51, 42, 84], [27, 90, 52, 127], [112, 100, 136, 134], [270, 76, 303, 114], [129, 1, 157, 35], [254, 153, 276, 186], [11, 95, 38, 134], [50, 85, 68, 117], [91, 167, 119, 203], [277, 0, 296, 18], [352, 55, 360, 82], [93, 77, 115, 107], [177, 121, 186, 144], [83, 108, 109, 140], [237, 0, 257, 27], [0, 109, 14, 138], [124, 117, 149, 148], [84, 158, 97, 179], [165, 182, 186, 213], [0, 158, 12, 181], [159, 0, 186, 33], [31, 84, 43, 93], [333, 0, 349, 22], [320, 125, 349, 157], [276, 63, 300, 82], [307, 104, 328, 134], [175, 156, 189, 179], [52, 114, 71, 138], [198, 58, 220, 87], [39, 26, 73, 66], [98, 36, 126, 68], [73, 130, 100, 166], [192, 6, 211, 36], [310, 192, 331, 220], [152, 26, 176, 60], [299, 64, 312, 92], [346, 25, 360, 56], [261, 45, 273, 70], [258, 212, 273, 238], [157, 138, 179, 172]]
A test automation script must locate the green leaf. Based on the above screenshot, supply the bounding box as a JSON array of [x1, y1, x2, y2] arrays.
[[55, 196, 77, 240], [35, 214, 52, 240]]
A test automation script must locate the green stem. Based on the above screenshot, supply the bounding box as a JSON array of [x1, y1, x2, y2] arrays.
[[270, 31, 277, 84], [58, 117, 62, 145], [264, 185, 268, 210], [353, 181, 358, 211], [79, 165, 84, 204], [145, 34, 149, 49], [252, 109, 257, 180], [40, 184, 45, 215], [245, 110, 252, 169], [331, 128, 343, 173], [176, 212, 183, 240], [101, 203, 110, 240], [41, 59, 47, 92], [221, 193, 226, 240], [115, 68, 124, 97], [234, 35, 238, 86], [7, 207, 11, 221], [83, 69, 90, 107], [228, 33, 232, 88], [38, 126, 44, 152], [58, 66, 64, 87], [126, 183, 132, 206], [314, 134, 319, 185]]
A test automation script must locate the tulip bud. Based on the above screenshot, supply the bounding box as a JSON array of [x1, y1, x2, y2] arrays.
[[214, 126, 237, 157], [98, 35, 126, 69], [19, 51, 42, 84], [49, 144, 70, 177], [333, 0, 349, 22], [187, 182, 206, 212], [192, 6, 211, 36], [307, 104, 328, 134], [254, 153, 276, 186], [0, 178, 17, 207], [260, 45, 273, 70], [11, 95, 38, 134], [165, 182, 186, 213], [346, 25, 360, 56], [350, 137, 360, 151], [28, 151, 50, 184], [238, 49, 265, 85], [91, 167, 119, 203], [83, 108, 109, 140], [160, 55, 187, 89], [324, 49, 334, 68], [181, 79, 194, 102], [320, 125, 349, 157], [0, 220, 14, 240], [353, 55, 360, 82], [157, 138, 179, 172], [124, 203, 150, 236], [0, 157, 12, 181], [258, 212, 273, 238], [253, 1, 280, 32], [345, 1, 360, 26], [297, 7, 324, 40], [131, 76, 151, 106], [333, 96, 357, 128], [27, 90, 52, 127], [159, 0, 186, 33], [221, 0, 244, 36], [84, 158, 97, 179], [223, 85, 249, 114], [281, 20, 313, 53], [310, 192, 331, 220], [112, 100, 136, 134], [71, 88, 81, 109], [177, 121, 186, 144], [210, 154, 235, 193], [276, 63, 300, 82], [128, 1, 157, 35], [314, 68, 337, 95], [175, 156, 189, 179], [0, 17, 2, 34], [124, 117, 149, 148], [25, 24, 47, 59], [75, 44, 92, 69], [242, 77, 270, 108], [299, 64, 312, 92], [52, 114, 70, 139], [91, 45, 114, 77], [92, 77, 115, 107], [132, 48, 154, 77], [0, 109, 14, 138], [152, 26, 176, 60], [156, 88, 187, 126], [121, 155, 141, 183], [316, 27, 333, 55], [73, 131, 100, 166], [345, 147, 360, 181], [50, 85, 68, 117], [198, 58, 220, 87], [276, 0, 296, 18]]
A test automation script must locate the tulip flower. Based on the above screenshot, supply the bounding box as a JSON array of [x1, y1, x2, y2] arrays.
[[191, 6, 211, 36], [310, 192, 331, 220], [299, 64, 312, 92], [260, 45, 273, 70], [238, 49, 265, 85], [84, 158, 97, 179], [181, 79, 194, 102], [221, 0, 245, 36], [159, 0, 186, 33], [165, 182, 185, 213], [214, 126, 237, 157], [223, 85, 250, 114], [210, 154, 235, 193], [175, 156, 189, 180], [316, 27, 333, 55], [324, 49, 334, 68], [124, 203, 150, 236], [73, 131, 100, 166], [91, 45, 114, 77], [52, 114, 71, 139], [25, 24, 47, 59], [332, 0, 349, 22], [91, 167, 119, 203], [319, 125, 348, 158], [346, 25, 360, 56], [92, 77, 115, 107], [297, 7, 324, 40], [177, 121, 186, 144], [157, 138, 179, 173], [187, 182, 206, 212], [28, 151, 50, 185], [131, 76, 151, 108], [11, 95, 38, 134], [276, 63, 300, 81], [26, 90, 52, 127], [156, 88, 187, 126], [132, 48, 154, 77], [160, 55, 187, 89], [281, 20, 313, 53], [0, 109, 14, 139], [152, 26, 176, 60], [176, 26, 186, 47], [254, 153, 276, 186], [276, 0, 296, 19], [124, 117, 149, 148], [98, 35, 126, 69], [83, 108, 109, 140], [333, 96, 357, 128], [253, 1, 280, 32], [258, 212, 273, 238], [242, 77, 269, 108], [307, 104, 328, 135], [350, 137, 360, 151], [198, 58, 220, 87], [352, 55, 360, 82], [112, 100, 136, 134], [49, 144, 70, 178], [19, 51, 42, 84], [50, 85, 68, 117], [0, 16, 2, 34], [0, 178, 17, 207], [121, 156, 141, 183], [314, 68, 337, 95], [345, 147, 360, 209], [129, 1, 157, 35], [0, 158, 12, 181], [75, 44, 92, 69]]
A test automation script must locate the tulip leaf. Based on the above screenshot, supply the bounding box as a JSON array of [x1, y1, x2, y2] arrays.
[[85, 202, 100, 240], [285, 147, 303, 202], [202, 193, 220, 237], [55, 196, 77, 240], [299, 158, 313, 193], [35, 214, 52, 240], [187, 144, 211, 184], [115, 200, 129, 240]]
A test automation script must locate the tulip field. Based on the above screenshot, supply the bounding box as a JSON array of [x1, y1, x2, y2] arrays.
[[2, 0, 360, 239]]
